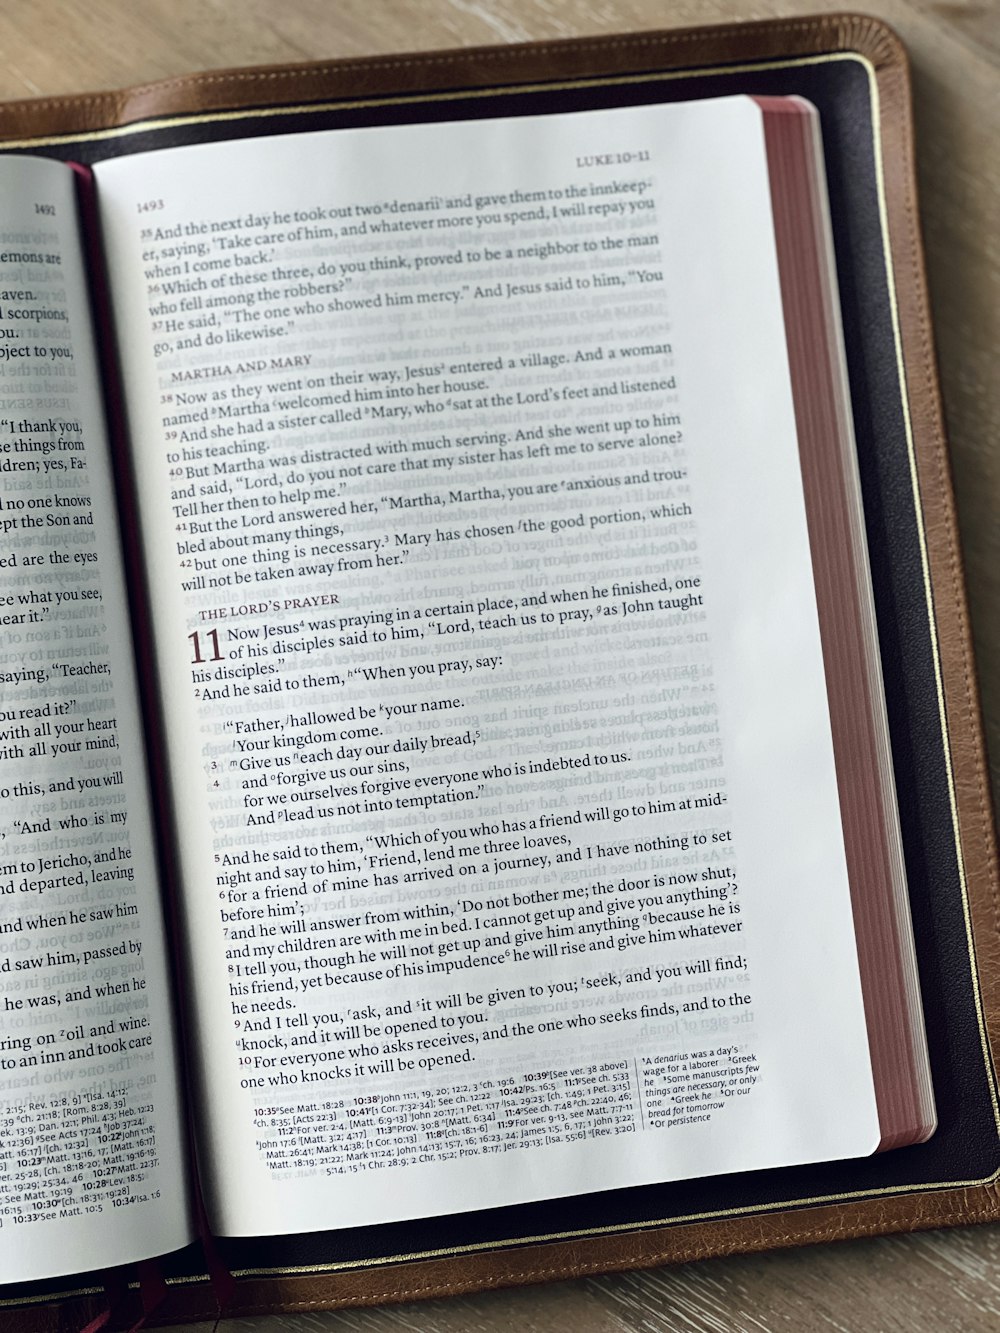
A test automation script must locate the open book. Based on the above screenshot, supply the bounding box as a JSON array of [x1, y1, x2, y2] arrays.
[[0, 20, 995, 1327]]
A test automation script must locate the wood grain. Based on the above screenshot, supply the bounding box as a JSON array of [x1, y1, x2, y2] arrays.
[[2, 2, 998, 1330]]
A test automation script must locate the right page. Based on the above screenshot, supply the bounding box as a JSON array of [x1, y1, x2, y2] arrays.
[[94, 96, 887, 1235]]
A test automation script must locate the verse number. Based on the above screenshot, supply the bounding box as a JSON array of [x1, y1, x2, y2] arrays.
[[138, 199, 165, 213], [189, 628, 223, 663]]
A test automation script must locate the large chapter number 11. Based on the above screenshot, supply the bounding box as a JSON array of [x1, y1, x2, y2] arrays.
[[189, 629, 224, 663]]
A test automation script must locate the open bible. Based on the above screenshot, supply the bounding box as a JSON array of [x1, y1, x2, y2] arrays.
[[0, 19, 996, 1329]]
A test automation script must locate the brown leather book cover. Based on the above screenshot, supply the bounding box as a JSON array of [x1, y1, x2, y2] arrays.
[[0, 15, 996, 1329]]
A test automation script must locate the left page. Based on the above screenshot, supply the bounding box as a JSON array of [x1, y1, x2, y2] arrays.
[[0, 158, 193, 1284]]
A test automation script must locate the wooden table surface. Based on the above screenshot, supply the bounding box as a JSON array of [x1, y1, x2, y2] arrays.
[[3, 1, 999, 1329]]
